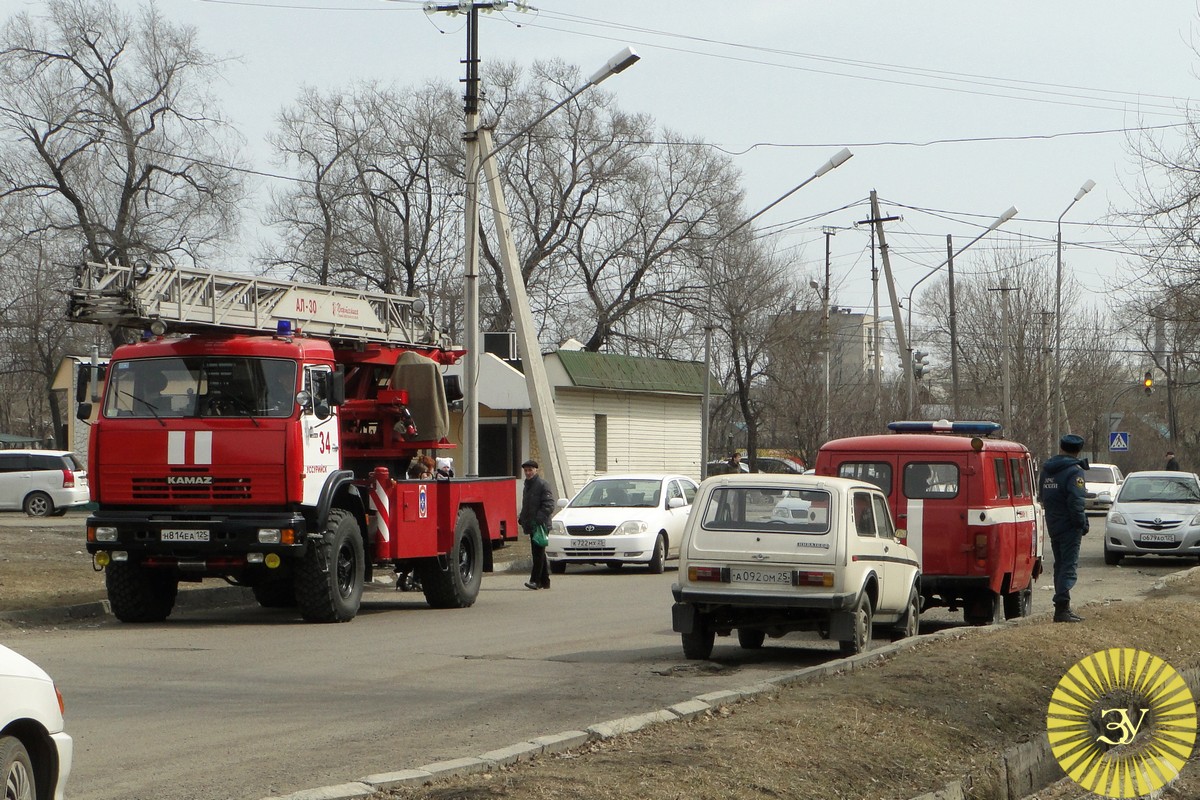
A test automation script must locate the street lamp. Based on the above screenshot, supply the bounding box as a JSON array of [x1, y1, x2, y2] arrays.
[[903, 205, 1018, 417], [700, 147, 854, 477], [1053, 179, 1096, 448], [461, 47, 640, 481]]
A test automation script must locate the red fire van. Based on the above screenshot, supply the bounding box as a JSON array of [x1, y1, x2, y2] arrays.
[[815, 420, 1043, 625]]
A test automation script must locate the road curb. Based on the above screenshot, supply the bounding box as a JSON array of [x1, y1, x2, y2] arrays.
[[0, 585, 254, 627]]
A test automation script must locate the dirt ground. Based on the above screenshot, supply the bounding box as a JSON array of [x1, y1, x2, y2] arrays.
[[3, 513, 1198, 800]]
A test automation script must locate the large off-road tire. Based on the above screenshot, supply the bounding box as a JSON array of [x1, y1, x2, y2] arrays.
[[419, 508, 483, 609], [252, 576, 297, 608], [647, 534, 667, 574], [737, 628, 766, 649], [682, 615, 715, 660], [1003, 587, 1033, 619], [839, 592, 873, 655], [296, 509, 364, 623], [964, 590, 1004, 626], [22, 491, 53, 517], [1, 735, 35, 800], [106, 561, 178, 623], [892, 585, 921, 640]]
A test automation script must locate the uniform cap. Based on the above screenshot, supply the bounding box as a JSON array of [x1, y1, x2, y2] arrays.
[[1060, 434, 1085, 452]]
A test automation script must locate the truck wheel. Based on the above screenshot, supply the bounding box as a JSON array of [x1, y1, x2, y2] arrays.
[[296, 509, 363, 623], [682, 617, 715, 660], [647, 534, 666, 574], [549, 561, 567, 575], [1, 736, 35, 800], [892, 585, 921, 640], [252, 577, 297, 608], [106, 561, 178, 622], [1003, 587, 1032, 619], [964, 590, 1004, 626], [838, 593, 873, 655], [419, 508, 483, 609], [22, 491, 53, 517], [737, 628, 766, 649]]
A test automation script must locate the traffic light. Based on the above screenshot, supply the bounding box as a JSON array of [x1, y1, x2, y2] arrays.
[[1143, 371, 1154, 395], [913, 351, 930, 378]]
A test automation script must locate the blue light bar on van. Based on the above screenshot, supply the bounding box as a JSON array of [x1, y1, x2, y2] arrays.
[[887, 420, 1002, 436], [276, 320, 292, 337]]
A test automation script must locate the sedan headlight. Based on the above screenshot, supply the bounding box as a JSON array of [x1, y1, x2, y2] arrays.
[[1190, 513, 1200, 526], [1109, 512, 1126, 525], [614, 520, 649, 536], [551, 519, 566, 534]]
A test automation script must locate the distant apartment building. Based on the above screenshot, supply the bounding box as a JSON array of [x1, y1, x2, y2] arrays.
[[779, 308, 879, 387]]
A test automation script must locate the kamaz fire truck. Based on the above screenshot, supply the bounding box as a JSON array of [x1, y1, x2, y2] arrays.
[[70, 261, 517, 623]]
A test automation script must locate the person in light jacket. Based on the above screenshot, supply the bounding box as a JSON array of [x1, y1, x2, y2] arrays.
[[519, 459, 555, 590]]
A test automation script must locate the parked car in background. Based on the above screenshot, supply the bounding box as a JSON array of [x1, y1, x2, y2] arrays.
[[753, 456, 806, 474], [0, 450, 89, 517], [705, 460, 748, 477], [671, 473, 921, 659], [0, 644, 72, 800], [548, 474, 699, 574], [1083, 463, 1123, 515], [1103, 470, 1200, 565]]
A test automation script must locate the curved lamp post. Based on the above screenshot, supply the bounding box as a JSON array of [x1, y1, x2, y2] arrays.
[[1052, 179, 1096, 448], [700, 147, 854, 477], [903, 205, 1018, 416]]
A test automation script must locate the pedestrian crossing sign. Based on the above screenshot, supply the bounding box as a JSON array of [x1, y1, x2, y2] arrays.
[[1109, 432, 1130, 452]]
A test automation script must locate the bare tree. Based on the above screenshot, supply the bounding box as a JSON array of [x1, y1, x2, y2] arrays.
[[0, 0, 244, 268]]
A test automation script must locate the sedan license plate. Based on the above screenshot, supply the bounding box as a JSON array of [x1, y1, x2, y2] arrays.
[[1139, 533, 1175, 544], [731, 568, 792, 585], [571, 538, 604, 548], [161, 529, 210, 542]]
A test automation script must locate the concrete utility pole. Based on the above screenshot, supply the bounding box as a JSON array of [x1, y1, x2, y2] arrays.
[[862, 193, 906, 409], [856, 206, 900, 420], [988, 279, 1019, 431], [947, 236, 960, 419], [821, 227, 835, 442]]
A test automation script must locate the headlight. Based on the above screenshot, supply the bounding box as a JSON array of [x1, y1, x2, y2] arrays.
[[1109, 512, 1126, 525], [551, 519, 565, 534], [93, 526, 118, 542], [1190, 513, 1200, 526], [614, 520, 649, 536], [258, 528, 282, 544]]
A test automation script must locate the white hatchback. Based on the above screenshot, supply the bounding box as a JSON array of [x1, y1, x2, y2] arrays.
[[548, 474, 699, 574], [0, 450, 90, 517], [0, 644, 72, 800]]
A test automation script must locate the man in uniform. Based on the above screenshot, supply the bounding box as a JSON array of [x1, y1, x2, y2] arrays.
[[1039, 434, 1089, 623]]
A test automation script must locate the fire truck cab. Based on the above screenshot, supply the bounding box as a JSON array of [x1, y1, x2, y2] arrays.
[[815, 420, 1043, 625]]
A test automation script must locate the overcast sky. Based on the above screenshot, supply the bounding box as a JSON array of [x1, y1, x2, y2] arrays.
[[20, 0, 1200, 336]]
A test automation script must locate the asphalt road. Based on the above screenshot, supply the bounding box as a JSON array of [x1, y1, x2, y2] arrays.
[[4, 520, 1190, 800]]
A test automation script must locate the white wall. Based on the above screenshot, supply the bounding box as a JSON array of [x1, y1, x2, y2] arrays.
[[554, 388, 702, 489]]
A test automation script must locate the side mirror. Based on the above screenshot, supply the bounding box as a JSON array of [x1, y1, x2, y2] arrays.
[[75, 363, 90, 403], [76, 402, 92, 421], [668, 497, 686, 509], [329, 367, 345, 406], [555, 498, 569, 509], [443, 374, 464, 404], [895, 528, 908, 545]]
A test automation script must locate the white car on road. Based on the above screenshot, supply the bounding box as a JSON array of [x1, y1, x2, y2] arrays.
[[548, 474, 699, 574], [1, 644, 72, 800], [1084, 462, 1123, 515]]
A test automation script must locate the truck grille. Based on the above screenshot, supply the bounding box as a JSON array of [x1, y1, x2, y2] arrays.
[[132, 476, 253, 501]]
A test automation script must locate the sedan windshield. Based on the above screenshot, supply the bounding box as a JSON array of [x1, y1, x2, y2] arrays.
[[104, 357, 297, 419], [570, 479, 662, 508], [1116, 475, 1200, 503]]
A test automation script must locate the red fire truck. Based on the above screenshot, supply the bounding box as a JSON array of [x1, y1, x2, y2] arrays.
[[815, 420, 1043, 625], [70, 261, 517, 623]]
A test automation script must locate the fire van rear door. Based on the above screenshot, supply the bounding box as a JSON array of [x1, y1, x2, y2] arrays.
[[900, 455, 970, 578]]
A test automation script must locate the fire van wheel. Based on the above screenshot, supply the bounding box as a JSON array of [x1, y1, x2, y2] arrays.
[[419, 508, 483, 609], [296, 509, 364, 623], [21, 491, 53, 517], [1003, 587, 1033, 619], [964, 590, 1004, 626], [1, 736, 35, 800], [839, 593, 873, 656], [106, 561, 178, 623]]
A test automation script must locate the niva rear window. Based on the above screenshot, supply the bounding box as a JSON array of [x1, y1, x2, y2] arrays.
[[701, 487, 831, 534]]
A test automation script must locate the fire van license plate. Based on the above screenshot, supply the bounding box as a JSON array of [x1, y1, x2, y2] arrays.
[[161, 529, 210, 542], [1139, 533, 1175, 544]]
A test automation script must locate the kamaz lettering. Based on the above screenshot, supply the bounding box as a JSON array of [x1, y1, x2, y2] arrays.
[[167, 476, 213, 485]]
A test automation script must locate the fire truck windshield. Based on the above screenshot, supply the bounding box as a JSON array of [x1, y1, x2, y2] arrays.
[[104, 357, 298, 419]]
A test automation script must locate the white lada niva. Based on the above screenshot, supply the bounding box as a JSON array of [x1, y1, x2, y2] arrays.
[[671, 474, 921, 659]]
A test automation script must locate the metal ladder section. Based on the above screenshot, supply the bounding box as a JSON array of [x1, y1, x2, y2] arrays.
[[69, 261, 436, 346]]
